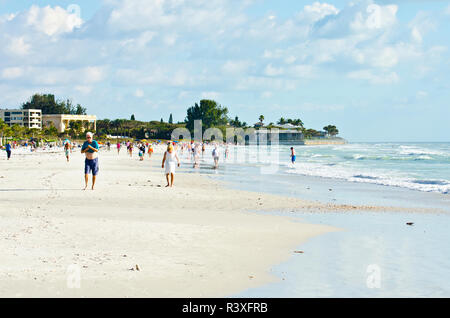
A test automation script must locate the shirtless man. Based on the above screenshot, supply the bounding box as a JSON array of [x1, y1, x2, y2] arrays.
[[81, 132, 99, 190]]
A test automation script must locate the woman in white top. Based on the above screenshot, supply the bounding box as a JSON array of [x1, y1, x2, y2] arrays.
[[162, 144, 180, 187]]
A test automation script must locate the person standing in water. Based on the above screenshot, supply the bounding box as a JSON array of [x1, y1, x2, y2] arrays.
[[81, 132, 99, 190], [290, 147, 296, 165], [212, 145, 220, 169], [162, 144, 180, 187]]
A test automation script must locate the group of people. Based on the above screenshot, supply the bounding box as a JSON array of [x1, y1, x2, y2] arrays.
[[2, 131, 298, 189]]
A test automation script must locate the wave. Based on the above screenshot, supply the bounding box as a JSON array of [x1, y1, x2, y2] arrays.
[[398, 146, 448, 157], [284, 163, 450, 194]]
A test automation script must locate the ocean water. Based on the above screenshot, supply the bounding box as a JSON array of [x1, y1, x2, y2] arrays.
[[178, 142, 450, 297], [180, 142, 450, 195], [234, 211, 450, 298]]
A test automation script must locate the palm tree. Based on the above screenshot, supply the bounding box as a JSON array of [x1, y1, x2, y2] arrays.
[[323, 125, 339, 137], [277, 117, 286, 125], [259, 115, 264, 124]]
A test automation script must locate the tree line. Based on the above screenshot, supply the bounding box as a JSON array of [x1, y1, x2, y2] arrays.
[[1, 94, 340, 141], [22, 94, 87, 115]]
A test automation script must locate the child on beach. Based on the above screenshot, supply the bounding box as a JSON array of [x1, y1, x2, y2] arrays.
[[290, 147, 296, 165], [148, 144, 153, 158]]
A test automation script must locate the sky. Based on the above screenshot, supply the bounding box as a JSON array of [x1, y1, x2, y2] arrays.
[[0, 0, 449, 142]]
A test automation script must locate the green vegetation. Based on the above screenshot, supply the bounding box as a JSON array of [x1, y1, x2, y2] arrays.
[[96, 118, 184, 140], [22, 94, 87, 115], [323, 125, 339, 137], [277, 118, 304, 127], [2, 94, 340, 143], [185, 99, 229, 133], [229, 116, 246, 128]]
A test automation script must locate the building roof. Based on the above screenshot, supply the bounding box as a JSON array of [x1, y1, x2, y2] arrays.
[[278, 123, 302, 129]]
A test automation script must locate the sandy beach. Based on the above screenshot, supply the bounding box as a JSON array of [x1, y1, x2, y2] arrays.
[[0, 146, 343, 297]]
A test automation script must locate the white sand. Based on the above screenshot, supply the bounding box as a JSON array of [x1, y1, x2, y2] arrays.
[[0, 146, 338, 297]]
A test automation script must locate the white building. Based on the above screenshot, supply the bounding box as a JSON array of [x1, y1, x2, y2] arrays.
[[0, 108, 42, 129], [42, 114, 97, 133]]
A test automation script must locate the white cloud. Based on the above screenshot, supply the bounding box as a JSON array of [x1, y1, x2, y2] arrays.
[[163, 34, 178, 46], [370, 47, 398, 68], [201, 91, 220, 99], [75, 85, 93, 95], [347, 69, 399, 84], [0, 0, 446, 116], [25, 5, 83, 36], [351, 4, 398, 31], [222, 60, 251, 74], [261, 91, 273, 99], [416, 90, 428, 98], [284, 56, 297, 64], [299, 2, 339, 22], [235, 76, 297, 91], [288, 64, 316, 78], [408, 11, 437, 45], [1, 67, 24, 79], [134, 89, 144, 98], [6, 37, 31, 56], [264, 64, 284, 76]]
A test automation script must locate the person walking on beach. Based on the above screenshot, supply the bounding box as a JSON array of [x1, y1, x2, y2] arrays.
[[117, 142, 121, 154], [5, 142, 12, 160], [290, 147, 296, 165], [64, 140, 71, 162], [193, 143, 200, 168], [212, 146, 220, 169], [139, 144, 145, 161], [148, 143, 153, 158], [81, 132, 99, 190], [162, 144, 180, 187]]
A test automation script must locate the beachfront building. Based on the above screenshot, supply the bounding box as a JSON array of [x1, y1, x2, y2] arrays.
[[250, 129, 304, 145], [42, 114, 97, 133], [0, 108, 42, 129]]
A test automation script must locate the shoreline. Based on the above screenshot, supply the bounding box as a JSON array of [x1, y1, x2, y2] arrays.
[[1, 148, 340, 297], [1, 146, 448, 297]]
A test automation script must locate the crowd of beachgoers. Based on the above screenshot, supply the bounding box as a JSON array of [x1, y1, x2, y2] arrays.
[[0, 134, 260, 189]]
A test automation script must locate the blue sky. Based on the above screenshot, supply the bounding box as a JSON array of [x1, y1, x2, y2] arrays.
[[0, 0, 449, 142]]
